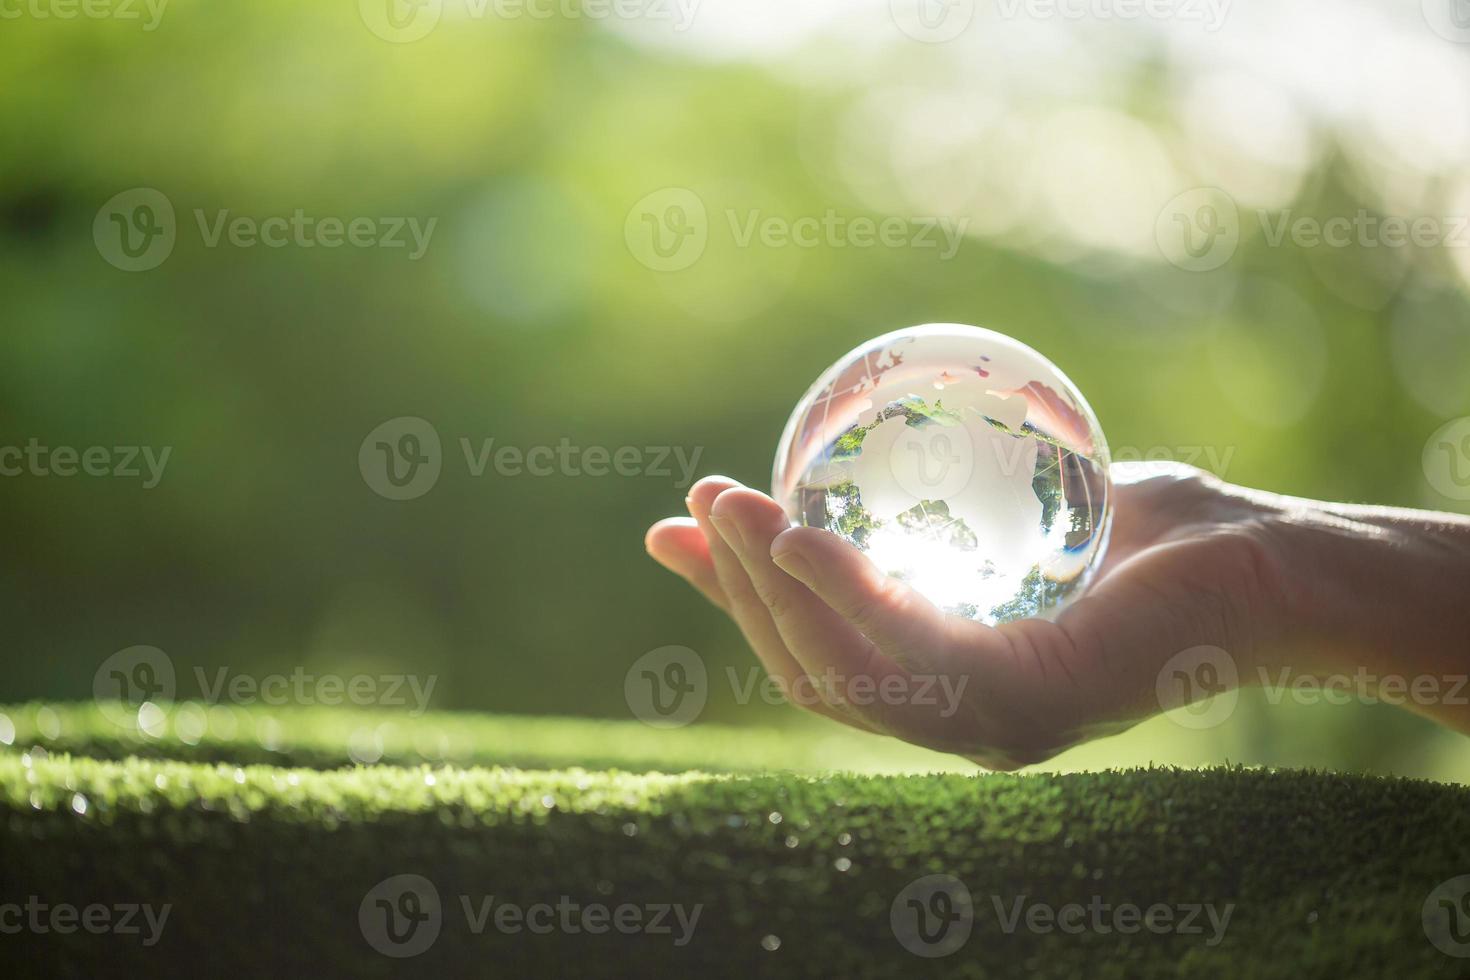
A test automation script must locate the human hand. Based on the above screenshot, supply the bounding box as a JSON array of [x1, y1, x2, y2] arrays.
[[646, 462, 1291, 770]]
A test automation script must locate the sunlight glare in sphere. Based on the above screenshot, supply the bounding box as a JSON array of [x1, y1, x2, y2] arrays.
[[773, 324, 1112, 625]]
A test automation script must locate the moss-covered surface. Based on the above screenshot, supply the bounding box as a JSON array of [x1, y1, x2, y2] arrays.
[[2, 704, 1467, 977]]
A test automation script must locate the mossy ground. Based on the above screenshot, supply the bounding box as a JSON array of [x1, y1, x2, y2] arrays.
[[2, 703, 1467, 978]]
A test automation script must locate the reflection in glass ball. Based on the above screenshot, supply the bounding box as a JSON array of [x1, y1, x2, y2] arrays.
[[773, 324, 1112, 625]]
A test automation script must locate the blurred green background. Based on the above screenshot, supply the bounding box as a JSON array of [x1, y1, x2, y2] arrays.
[[2, 0, 1468, 779]]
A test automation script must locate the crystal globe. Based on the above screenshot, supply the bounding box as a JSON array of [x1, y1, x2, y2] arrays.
[[773, 324, 1112, 625]]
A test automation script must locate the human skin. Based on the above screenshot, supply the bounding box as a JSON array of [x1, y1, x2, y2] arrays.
[[645, 462, 1470, 770]]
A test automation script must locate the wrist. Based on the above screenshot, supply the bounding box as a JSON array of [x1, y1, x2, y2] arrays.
[[1253, 492, 1470, 687]]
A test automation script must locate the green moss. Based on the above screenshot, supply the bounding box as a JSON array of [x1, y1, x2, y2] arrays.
[[2, 705, 1466, 977]]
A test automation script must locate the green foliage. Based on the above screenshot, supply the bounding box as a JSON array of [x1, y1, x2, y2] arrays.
[[0, 2, 1467, 779]]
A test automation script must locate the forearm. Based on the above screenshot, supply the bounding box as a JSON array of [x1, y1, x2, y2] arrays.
[[1255, 490, 1470, 729]]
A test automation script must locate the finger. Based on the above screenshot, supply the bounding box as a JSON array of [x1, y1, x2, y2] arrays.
[[765, 524, 957, 679], [645, 518, 729, 612], [706, 487, 906, 721], [760, 521, 998, 746], [687, 477, 870, 730]]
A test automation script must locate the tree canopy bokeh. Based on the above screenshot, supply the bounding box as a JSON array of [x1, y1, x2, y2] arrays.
[[3, 0, 1468, 779]]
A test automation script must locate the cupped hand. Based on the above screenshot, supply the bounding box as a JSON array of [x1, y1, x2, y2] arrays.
[[645, 462, 1287, 770]]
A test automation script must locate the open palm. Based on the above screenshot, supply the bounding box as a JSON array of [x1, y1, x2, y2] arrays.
[[646, 461, 1284, 769]]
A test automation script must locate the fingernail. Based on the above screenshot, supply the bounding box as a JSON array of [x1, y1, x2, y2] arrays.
[[709, 513, 745, 553], [771, 547, 815, 586]]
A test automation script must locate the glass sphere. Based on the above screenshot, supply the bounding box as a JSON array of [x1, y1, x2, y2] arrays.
[[773, 324, 1112, 625]]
